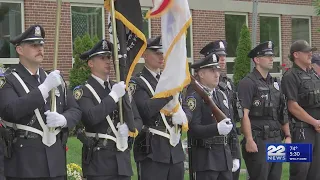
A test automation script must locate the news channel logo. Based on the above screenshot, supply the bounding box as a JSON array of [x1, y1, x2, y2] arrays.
[[266, 144, 286, 162], [266, 143, 312, 162]]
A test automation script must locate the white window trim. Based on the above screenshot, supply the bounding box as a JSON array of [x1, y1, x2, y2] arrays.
[[227, 14, 282, 78], [70, 3, 105, 67], [259, 14, 282, 77], [224, 12, 248, 77], [0, 0, 24, 65], [141, 7, 152, 39], [291, 16, 312, 45], [225, 12, 248, 63]]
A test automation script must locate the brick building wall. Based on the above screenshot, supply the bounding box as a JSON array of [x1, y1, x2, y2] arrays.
[[5, 0, 319, 80], [24, 0, 73, 79]]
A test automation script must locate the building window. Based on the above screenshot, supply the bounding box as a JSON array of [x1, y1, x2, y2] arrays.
[[292, 17, 310, 43], [260, 16, 280, 57], [225, 14, 247, 58], [141, 8, 151, 38], [71, 6, 104, 49], [186, 26, 192, 58], [224, 13, 247, 75], [0, 2, 22, 63], [260, 15, 281, 74]]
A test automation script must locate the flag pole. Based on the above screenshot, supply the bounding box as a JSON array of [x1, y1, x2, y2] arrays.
[[110, 0, 124, 124], [49, 0, 62, 132]]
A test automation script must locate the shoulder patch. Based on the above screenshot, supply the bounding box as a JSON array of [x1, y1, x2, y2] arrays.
[[73, 86, 83, 100], [0, 77, 6, 89], [128, 82, 137, 95], [186, 96, 196, 111]]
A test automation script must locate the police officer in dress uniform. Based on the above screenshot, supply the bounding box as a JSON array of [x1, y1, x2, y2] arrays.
[[129, 36, 185, 180], [200, 40, 242, 180], [0, 25, 82, 180], [237, 41, 291, 180], [183, 52, 239, 180], [281, 40, 320, 180], [74, 39, 143, 180]]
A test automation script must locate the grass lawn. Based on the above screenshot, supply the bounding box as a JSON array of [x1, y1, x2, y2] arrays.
[[66, 136, 289, 180]]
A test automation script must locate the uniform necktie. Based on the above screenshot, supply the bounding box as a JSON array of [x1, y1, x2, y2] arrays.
[[213, 90, 221, 108], [156, 74, 160, 80], [104, 81, 110, 93], [32, 74, 40, 84]]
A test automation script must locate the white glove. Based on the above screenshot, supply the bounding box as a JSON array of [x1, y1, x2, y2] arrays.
[[109, 81, 126, 103], [169, 126, 181, 147], [116, 122, 129, 152], [117, 122, 129, 137], [232, 159, 240, 172], [172, 106, 188, 125], [44, 110, 67, 128], [38, 70, 62, 100], [217, 118, 233, 135]]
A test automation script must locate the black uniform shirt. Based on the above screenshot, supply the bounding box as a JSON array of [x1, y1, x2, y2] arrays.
[[237, 68, 284, 130], [282, 63, 310, 102], [238, 68, 273, 110], [282, 63, 320, 120]]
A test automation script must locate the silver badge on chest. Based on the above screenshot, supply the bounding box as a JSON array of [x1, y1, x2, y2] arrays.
[[273, 82, 279, 91], [227, 81, 232, 90]]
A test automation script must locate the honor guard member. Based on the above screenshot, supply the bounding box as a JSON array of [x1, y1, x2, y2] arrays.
[[200, 40, 242, 180], [237, 41, 291, 180], [0, 25, 82, 180], [74, 39, 143, 180], [281, 40, 320, 180], [129, 36, 185, 180], [200, 40, 243, 123], [183, 53, 239, 180]]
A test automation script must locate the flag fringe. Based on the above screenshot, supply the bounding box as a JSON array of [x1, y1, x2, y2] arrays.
[[152, 18, 192, 99], [145, 0, 173, 19], [104, 0, 147, 87], [161, 104, 189, 132], [153, 60, 191, 99], [160, 103, 180, 115]]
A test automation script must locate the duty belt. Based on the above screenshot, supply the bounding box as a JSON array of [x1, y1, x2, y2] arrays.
[[93, 138, 118, 152], [192, 136, 228, 148], [16, 130, 41, 139], [252, 130, 281, 138]]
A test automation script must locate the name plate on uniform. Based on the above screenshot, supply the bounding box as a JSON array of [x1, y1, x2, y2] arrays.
[[266, 143, 312, 162]]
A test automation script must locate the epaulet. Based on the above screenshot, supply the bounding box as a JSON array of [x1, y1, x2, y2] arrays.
[[73, 85, 83, 100], [3, 68, 13, 76]]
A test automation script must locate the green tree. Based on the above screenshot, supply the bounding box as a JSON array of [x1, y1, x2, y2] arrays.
[[68, 33, 99, 135], [233, 24, 252, 86], [69, 33, 99, 90]]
